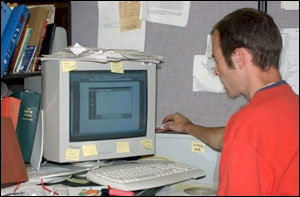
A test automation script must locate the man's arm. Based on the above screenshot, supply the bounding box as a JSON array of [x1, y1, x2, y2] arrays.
[[162, 112, 225, 152]]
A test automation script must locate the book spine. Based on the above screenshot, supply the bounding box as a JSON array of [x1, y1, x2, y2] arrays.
[[12, 91, 41, 162], [19, 46, 37, 73], [14, 28, 33, 73], [9, 24, 28, 73], [1, 1, 13, 36], [33, 19, 48, 71], [1, 5, 29, 77]]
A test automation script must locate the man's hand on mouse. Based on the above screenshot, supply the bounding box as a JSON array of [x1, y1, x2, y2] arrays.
[[158, 112, 194, 133]]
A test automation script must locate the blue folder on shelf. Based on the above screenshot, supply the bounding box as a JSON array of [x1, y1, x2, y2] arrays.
[[1, 4, 28, 77], [1, 1, 12, 37]]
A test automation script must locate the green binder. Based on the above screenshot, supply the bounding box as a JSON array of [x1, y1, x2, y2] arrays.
[[12, 90, 41, 162]]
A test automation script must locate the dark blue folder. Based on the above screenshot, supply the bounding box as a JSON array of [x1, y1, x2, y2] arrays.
[[1, 1, 12, 36], [1, 4, 28, 77]]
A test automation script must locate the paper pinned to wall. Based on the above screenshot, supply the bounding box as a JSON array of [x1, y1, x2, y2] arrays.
[[139, 1, 191, 27], [119, 1, 142, 32], [281, 1, 299, 10], [279, 28, 299, 94], [193, 34, 225, 93], [98, 2, 145, 51], [193, 55, 225, 93]]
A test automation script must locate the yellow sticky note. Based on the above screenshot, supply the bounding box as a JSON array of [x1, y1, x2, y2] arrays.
[[65, 148, 80, 161], [117, 142, 130, 153], [61, 61, 77, 72], [111, 62, 124, 73], [191, 142, 205, 153], [82, 144, 98, 157], [141, 139, 153, 150]]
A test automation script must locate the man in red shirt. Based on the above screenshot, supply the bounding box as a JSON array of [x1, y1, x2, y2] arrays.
[[162, 8, 299, 195]]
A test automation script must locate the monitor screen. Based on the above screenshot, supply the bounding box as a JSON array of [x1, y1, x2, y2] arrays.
[[70, 70, 147, 141], [42, 60, 156, 163]]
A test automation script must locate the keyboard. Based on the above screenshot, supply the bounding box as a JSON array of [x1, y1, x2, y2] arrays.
[[86, 160, 205, 191]]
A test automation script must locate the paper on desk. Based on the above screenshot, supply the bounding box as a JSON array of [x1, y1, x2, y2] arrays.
[[98, 2, 145, 51], [279, 28, 299, 94], [39, 43, 163, 64], [27, 162, 100, 184], [70, 43, 87, 56], [140, 1, 191, 27], [193, 55, 225, 93]]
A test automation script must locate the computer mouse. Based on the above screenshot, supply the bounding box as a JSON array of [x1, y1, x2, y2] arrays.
[[159, 121, 174, 129]]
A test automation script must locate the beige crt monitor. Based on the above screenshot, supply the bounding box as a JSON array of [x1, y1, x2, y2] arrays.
[[42, 60, 156, 163]]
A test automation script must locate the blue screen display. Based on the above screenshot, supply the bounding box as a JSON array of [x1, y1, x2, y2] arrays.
[[70, 70, 147, 142]]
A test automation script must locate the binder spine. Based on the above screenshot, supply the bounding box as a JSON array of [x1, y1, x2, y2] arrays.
[[1, 5, 28, 77], [1, 1, 12, 36]]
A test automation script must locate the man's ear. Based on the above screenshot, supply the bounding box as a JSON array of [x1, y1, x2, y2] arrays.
[[232, 48, 245, 69]]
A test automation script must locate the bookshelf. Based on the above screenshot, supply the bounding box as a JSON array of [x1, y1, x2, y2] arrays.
[[1, 1, 71, 90]]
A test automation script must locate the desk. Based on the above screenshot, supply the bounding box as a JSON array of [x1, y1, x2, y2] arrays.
[[2, 133, 219, 196], [1, 175, 163, 196]]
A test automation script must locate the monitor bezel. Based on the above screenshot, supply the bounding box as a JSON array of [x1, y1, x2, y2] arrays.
[[42, 60, 156, 163]]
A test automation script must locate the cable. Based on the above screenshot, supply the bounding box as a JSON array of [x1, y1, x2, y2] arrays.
[[40, 179, 59, 195], [13, 177, 21, 195], [137, 155, 174, 162]]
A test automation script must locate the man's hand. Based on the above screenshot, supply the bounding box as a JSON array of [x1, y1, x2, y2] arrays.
[[162, 112, 194, 133]]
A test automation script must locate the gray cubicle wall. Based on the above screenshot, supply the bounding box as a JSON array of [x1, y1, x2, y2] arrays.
[[71, 1, 298, 127]]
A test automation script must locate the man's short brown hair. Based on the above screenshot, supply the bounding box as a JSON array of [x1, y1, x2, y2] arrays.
[[211, 8, 282, 70]]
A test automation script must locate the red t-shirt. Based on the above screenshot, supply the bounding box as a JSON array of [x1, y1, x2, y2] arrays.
[[218, 81, 299, 196]]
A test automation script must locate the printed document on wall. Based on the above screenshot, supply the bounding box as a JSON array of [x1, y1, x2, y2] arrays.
[[140, 1, 190, 27], [279, 28, 299, 94], [281, 1, 299, 10], [98, 2, 145, 51], [193, 55, 225, 93]]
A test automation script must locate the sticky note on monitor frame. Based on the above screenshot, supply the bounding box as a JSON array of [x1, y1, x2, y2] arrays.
[[82, 144, 98, 157], [65, 148, 80, 161], [111, 62, 124, 73], [141, 139, 153, 150], [61, 61, 77, 72], [117, 142, 130, 153]]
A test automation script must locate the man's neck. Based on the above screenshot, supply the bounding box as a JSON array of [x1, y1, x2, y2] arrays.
[[247, 66, 282, 99]]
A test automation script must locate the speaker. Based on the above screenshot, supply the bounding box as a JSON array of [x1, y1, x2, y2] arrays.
[[51, 27, 67, 53]]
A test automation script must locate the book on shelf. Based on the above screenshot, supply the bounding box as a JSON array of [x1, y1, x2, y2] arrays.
[[1, 96, 21, 131], [32, 19, 48, 71], [18, 46, 37, 73], [11, 90, 41, 163], [27, 7, 49, 72], [40, 23, 56, 55], [27, 4, 56, 24], [13, 27, 33, 73], [9, 23, 29, 74], [1, 4, 29, 77], [1, 117, 29, 186]]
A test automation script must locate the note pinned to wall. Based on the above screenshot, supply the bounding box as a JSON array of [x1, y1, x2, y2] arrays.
[[119, 1, 142, 32], [141, 139, 154, 150], [65, 148, 80, 161], [140, 1, 191, 27], [111, 62, 124, 73], [117, 142, 130, 153], [193, 35, 225, 93], [193, 55, 225, 93], [280, 28, 299, 94], [191, 142, 205, 153], [61, 61, 77, 72], [82, 144, 98, 157], [98, 2, 145, 51], [281, 1, 299, 10]]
